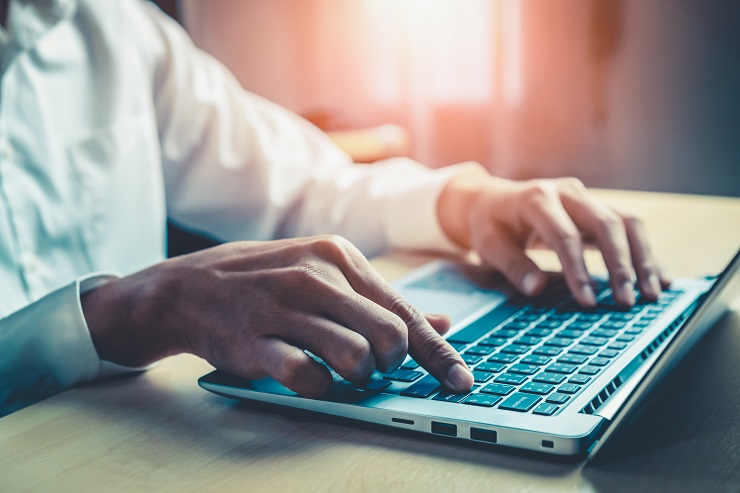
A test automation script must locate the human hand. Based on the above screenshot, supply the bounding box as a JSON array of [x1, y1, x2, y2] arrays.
[[81, 236, 474, 397], [438, 168, 670, 306]]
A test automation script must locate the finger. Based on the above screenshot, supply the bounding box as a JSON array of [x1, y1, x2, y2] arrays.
[[523, 191, 596, 306], [315, 238, 473, 391], [425, 314, 452, 335], [257, 337, 333, 398], [316, 289, 408, 373], [560, 194, 637, 306], [622, 214, 671, 299], [475, 224, 548, 297], [279, 314, 377, 384]]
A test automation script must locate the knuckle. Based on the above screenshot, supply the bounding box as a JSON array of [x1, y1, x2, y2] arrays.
[[313, 234, 352, 260], [596, 212, 624, 236], [275, 355, 305, 386], [374, 317, 408, 361], [621, 213, 642, 229], [558, 176, 586, 193], [610, 268, 633, 286], [337, 338, 373, 375], [418, 337, 454, 369], [524, 181, 554, 204], [386, 296, 425, 330]]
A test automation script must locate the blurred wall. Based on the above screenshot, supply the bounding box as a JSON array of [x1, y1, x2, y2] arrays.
[[180, 0, 739, 197]]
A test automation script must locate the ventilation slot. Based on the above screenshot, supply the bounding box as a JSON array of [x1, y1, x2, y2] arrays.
[[581, 375, 623, 415], [639, 309, 690, 361]]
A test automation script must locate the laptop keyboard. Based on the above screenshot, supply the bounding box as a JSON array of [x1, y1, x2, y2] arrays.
[[378, 279, 684, 417]]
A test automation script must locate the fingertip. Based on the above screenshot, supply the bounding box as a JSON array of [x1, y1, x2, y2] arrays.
[[578, 284, 597, 307], [521, 271, 546, 297], [425, 313, 452, 335], [445, 363, 474, 392]]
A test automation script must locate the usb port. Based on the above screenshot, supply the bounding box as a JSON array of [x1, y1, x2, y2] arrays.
[[470, 428, 497, 443], [431, 422, 457, 437]]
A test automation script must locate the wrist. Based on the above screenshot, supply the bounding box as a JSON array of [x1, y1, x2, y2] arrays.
[[437, 167, 490, 249], [81, 269, 183, 366]]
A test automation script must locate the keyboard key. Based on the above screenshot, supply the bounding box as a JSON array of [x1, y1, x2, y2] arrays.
[[598, 349, 620, 359], [559, 354, 588, 365], [401, 374, 441, 398], [558, 383, 582, 394], [624, 328, 643, 335], [465, 345, 495, 356], [536, 320, 563, 329], [520, 354, 552, 366], [569, 375, 591, 385], [520, 382, 555, 395], [499, 393, 542, 412], [557, 329, 584, 339], [546, 392, 571, 404], [632, 320, 652, 328], [548, 312, 573, 321], [533, 403, 559, 416], [570, 345, 598, 355], [616, 335, 635, 343], [500, 344, 530, 355], [591, 329, 618, 338], [492, 329, 520, 339], [544, 337, 573, 348], [488, 353, 519, 364], [515, 336, 542, 346], [503, 321, 531, 330], [401, 359, 419, 370], [384, 369, 424, 382], [472, 371, 494, 383], [478, 337, 507, 347], [546, 363, 578, 374], [607, 342, 628, 351], [464, 394, 502, 407], [363, 379, 392, 391], [475, 361, 507, 373], [448, 342, 467, 352], [495, 373, 528, 385], [533, 346, 563, 357], [515, 314, 541, 322], [581, 336, 609, 346], [601, 321, 627, 329], [568, 321, 593, 331], [588, 357, 610, 367], [433, 390, 471, 403], [447, 304, 520, 344], [508, 363, 540, 375], [579, 365, 601, 376], [462, 354, 482, 365], [480, 383, 516, 395], [577, 314, 603, 322], [533, 372, 567, 384], [526, 328, 553, 338]]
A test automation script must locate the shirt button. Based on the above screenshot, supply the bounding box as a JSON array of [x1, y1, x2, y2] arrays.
[[21, 252, 42, 274], [0, 139, 14, 161]]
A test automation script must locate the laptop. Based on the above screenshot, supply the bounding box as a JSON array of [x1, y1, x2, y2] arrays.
[[198, 249, 740, 459]]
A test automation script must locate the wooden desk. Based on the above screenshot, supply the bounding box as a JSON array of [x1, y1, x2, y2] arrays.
[[1, 190, 739, 492]]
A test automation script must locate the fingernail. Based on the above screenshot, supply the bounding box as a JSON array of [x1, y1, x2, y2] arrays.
[[648, 274, 661, 296], [521, 272, 540, 297], [446, 364, 473, 391], [621, 281, 636, 305], [580, 284, 597, 306]]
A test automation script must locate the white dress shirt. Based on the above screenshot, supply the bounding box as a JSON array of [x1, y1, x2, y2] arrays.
[[0, 0, 477, 416]]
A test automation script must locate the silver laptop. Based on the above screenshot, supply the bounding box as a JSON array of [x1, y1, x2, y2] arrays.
[[199, 250, 739, 459]]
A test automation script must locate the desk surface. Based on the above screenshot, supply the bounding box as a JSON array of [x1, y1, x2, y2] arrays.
[[1, 190, 739, 493]]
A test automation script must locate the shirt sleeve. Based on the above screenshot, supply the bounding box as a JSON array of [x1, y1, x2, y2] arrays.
[[0, 273, 139, 416], [136, 3, 483, 257]]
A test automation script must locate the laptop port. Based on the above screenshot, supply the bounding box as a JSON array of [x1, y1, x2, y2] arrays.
[[470, 428, 497, 443], [392, 417, 414, 425], [542, 440, 554, 449], [431, 422, 457, 437]]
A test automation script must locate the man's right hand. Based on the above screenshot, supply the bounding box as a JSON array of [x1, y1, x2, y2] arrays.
[[81, 236, 474, 398]]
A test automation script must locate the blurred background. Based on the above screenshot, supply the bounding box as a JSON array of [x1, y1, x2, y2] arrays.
[[163, 0, 740, 198]]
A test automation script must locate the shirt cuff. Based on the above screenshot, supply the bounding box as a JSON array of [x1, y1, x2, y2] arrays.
[[383, 160, 485, 254]]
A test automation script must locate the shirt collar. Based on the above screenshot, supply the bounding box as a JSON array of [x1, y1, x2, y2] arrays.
[[5, 0, 77, 51]]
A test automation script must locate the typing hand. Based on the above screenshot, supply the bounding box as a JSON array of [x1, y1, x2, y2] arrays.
[[438, 167, 671, 307], [81, 236, 474, 397]]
